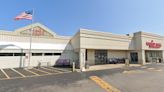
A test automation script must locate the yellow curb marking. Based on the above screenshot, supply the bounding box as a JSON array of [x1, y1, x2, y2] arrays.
[[10, 68, 26, 77], [90, 76, 121, 92], [24, 69, 40, 76], [0, 69, 10, 79], [32, 68, 51, 74], [41, 67, 62, 73]]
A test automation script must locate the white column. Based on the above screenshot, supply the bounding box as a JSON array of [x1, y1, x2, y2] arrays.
[[162, 51, 164, 62], [127, 51, 131, 62], [138, 50, 146, 65], [79, 49, 86, 71]]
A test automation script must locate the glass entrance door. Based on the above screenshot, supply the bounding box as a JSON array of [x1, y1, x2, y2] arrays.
[[130, 52, 138, 64], [95, 50, 107, 65]]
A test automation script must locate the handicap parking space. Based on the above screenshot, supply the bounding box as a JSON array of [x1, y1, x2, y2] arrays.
[[0, 66, 72, 80]]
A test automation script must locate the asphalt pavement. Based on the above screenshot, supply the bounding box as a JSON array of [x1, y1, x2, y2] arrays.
[[0, 63, 164, 92]]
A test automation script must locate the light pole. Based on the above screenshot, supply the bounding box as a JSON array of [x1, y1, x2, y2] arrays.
[[28, 8, 34, 69]]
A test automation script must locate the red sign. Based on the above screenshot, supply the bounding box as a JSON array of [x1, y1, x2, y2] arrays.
[[146, 40, 161, 48], [32, 28, 44, 36]]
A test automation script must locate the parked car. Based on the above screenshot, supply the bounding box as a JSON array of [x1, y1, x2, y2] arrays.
[[107, 58, 125, 64], [55, 59, 70, 66]]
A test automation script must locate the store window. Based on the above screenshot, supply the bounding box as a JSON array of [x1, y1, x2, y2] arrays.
[[95, 50, 107, 65], [44, 53, 53, 56], [0, 53, 13, 56], [32, 53, 42, 56], [53, 53, 61, 56], [156, 52, 159, 57], [150, 53, 153, 57], [14, 53, 25, 56]]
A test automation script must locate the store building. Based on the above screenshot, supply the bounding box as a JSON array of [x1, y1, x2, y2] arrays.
[[74, 29, 164, 71], [0, 23, 164, 71], [0, 23, 77, 69]]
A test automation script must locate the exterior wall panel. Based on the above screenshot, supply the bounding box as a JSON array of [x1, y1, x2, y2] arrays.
[[108, 50, 127, 58], [80, 29, 132, 50], [0, 57, 24, 68], [87, 49, 95, 65], [70, 32, 80, 51], [81, 37, 130, 50]]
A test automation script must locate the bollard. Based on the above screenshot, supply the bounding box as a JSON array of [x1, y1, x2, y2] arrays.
[[72, 62, 75, 72]]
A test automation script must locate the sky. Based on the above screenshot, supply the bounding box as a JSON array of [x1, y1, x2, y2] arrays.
[[0, 0, 164, 36]]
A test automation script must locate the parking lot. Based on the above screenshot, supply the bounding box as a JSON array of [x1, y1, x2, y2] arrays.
[[1, 63, 164, 92], [0, 66, 72, 80]]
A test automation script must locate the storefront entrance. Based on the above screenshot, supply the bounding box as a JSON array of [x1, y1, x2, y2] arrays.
[[130, 52, 138, 64], [145, 51, 162, 63], [95, 50, 107, 65]]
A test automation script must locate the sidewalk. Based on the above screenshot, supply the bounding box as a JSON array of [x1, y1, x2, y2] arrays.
[[85, 64, 141, 71]]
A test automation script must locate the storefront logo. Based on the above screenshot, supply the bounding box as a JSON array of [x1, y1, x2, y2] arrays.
[[32, 29, 44, 36], [146, 40, 161, 48]]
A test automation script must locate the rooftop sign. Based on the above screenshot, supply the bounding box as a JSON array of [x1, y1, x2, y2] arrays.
[[146, 40, 161, 48]]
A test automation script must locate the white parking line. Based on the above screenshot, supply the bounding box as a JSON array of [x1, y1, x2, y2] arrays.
[[155, 69, 163, 72], [141, 66, 147, 68], [10, 68, 26, 77], [41, 67, 62, 73], [147, 68, 155, 70], [48, 67, 69, 72], [0, 69, 10, 79], [24, 69, 40, 76], [33, 68, 51, 74]]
